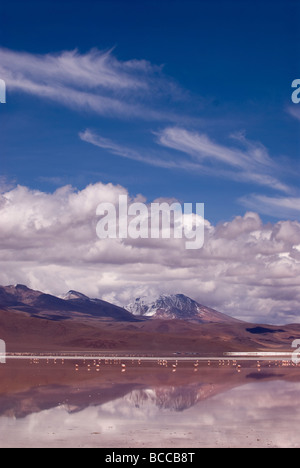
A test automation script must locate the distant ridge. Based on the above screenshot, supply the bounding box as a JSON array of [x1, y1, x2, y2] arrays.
[[0, 285, 136, 322]]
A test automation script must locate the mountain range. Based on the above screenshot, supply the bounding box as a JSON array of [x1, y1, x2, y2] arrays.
[[0, 284, 299, 354], [0, 284, 240, 324]]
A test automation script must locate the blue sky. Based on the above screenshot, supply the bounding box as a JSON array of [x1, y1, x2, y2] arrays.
[[0, 0, 300, 323], [0, 0, 299, 224]]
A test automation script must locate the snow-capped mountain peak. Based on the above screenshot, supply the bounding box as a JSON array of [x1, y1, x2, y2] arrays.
[[62, 290, 90, 301], [125, 294, 237, 323]]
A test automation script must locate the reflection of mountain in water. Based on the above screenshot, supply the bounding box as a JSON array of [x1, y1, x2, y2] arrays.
[[127, 384, 217, 412], [1, 360, 299, 420], [0, 383, 139, 419], [0, 383, 216, 418]]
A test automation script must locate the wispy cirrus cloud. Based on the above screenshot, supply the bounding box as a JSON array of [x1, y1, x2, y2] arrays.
[[156, 127, 291, 193], [287, 105, 300, 121], [1, 45, 297, 221], [81, 126, 292, 194], [79, 129, 200, 172], [79, 129, 159, 166], [0, 47, 183, 121], [240, 194, 300, 219]]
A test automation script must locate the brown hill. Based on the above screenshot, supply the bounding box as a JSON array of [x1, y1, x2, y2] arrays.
[[0, 284, 136, 322], [0, 306, 300, 354]]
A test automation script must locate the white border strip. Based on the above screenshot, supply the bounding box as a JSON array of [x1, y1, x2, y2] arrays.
[[0, 353, 296, 362]]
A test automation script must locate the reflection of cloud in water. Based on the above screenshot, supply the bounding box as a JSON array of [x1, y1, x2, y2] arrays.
[[1, 380, 300, 447]]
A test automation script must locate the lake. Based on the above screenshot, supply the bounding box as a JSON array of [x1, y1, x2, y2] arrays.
[[0, 357, 299, 448]]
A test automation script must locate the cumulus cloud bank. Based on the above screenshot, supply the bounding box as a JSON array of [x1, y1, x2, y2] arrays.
[[0, 182, 300, 324]]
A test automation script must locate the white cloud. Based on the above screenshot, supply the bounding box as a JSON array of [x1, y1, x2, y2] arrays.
[[81, 126, 292, 195], [79, 130, 164, 167], [0, 47, 180, 121], [0, 182, 300, 325], [287, 105, 300, 121], [156, 127, 290, 192], [240, 194, 300, 219], [79, 129, 197, 170]]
